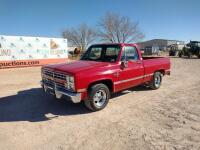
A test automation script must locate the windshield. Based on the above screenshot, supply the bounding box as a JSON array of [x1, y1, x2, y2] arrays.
[[81, 45, 121, 62]]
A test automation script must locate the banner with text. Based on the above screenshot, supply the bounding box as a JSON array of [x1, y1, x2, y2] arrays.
[[0, 35, 68, 68]]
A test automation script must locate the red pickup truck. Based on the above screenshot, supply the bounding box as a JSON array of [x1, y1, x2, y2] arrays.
[[41, 43, 170, 111]]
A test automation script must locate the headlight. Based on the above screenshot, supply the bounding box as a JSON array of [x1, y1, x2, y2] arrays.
[[69, 76, 74, 83], [66, 75, 75, 91], [68, 82, 75, 90]]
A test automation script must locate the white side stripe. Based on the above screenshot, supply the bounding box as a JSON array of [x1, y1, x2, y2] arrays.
[[114, 73, 153, 85]]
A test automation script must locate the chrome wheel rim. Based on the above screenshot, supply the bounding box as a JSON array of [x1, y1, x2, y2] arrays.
[[93, 90, 107, 108], [155, 76, 161, 87]]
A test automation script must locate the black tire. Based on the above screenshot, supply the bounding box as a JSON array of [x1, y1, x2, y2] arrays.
[[149, 72, 162, 90], [84, 83, 110, 111], [178, 52, 182, 58], [188, 53, 192, 58]]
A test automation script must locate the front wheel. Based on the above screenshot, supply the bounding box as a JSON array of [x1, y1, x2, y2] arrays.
[[149, 72, 162, 90], [84, 84, 110, 111], [178, 52, 182, 57]]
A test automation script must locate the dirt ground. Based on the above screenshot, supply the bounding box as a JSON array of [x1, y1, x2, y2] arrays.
[[0, 57, 200, 150]]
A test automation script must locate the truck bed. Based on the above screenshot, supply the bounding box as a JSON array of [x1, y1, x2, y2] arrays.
[[142, 56, 170, 82]]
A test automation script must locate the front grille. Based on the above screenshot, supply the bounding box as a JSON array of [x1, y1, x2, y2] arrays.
[[54, 72, 66, 80], [42, 68, 71, 91], [43, 69, 66, 81], [43, 69, 53, 78]]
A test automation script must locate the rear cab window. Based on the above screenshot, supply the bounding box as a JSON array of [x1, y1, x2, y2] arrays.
[[81, 45, 120, 62]]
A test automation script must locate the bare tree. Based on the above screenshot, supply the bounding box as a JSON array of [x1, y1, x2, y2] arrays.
[[62, 24, 96, 51], [98, 12, 144, 43]]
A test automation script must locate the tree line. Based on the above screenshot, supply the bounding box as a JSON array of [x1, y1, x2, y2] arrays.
[[62, 12, 144, 51]]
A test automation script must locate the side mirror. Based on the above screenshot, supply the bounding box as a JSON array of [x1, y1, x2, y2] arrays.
[[121, 61, 128, 69]]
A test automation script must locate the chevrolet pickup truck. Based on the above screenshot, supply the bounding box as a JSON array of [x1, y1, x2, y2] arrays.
[[41, 43, 170, 111]]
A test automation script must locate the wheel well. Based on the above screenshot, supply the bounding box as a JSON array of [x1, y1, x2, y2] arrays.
[[155, 69, 165, 75], [88, 79, 113, 92]]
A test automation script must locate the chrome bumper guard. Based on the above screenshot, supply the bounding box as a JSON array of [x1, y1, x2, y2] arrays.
[[40, 81, 81, 103]]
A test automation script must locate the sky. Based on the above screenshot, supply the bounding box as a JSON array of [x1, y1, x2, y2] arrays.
[[0, 0, 199, 42]]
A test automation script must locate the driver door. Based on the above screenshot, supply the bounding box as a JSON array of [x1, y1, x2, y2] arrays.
[[118, 46, 144, 90]]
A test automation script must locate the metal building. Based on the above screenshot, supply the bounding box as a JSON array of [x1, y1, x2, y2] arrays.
[[137, 39, 185, 51]]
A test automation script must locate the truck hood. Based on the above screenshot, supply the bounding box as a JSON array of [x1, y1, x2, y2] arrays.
[[45, 60, 110, 74]]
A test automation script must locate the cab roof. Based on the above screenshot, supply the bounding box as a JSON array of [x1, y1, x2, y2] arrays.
[[91, 43, 138, 47]]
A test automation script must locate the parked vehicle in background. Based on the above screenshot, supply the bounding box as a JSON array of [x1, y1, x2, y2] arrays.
[[142, 46, 160, 55], [178, 41, 200, 58], [41, 43, 171, 111], [169, 44, 185, 56], [169, 49, 177, 56]]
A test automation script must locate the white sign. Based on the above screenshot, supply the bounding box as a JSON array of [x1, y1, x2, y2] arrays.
[[0, 35, 68, 61]]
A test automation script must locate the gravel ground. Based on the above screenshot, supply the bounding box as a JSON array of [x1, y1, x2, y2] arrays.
[[0, 57, 200, 150]]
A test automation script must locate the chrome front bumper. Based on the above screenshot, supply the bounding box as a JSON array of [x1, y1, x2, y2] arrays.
[[40, 81, 81, 103]]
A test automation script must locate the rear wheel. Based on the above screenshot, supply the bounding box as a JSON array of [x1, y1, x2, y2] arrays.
[[84, 84, 110, 111], [149, 72, 162, 90]]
